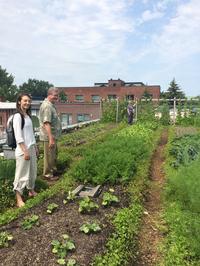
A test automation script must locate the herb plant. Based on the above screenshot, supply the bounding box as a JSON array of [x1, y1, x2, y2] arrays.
[[51, 234, 75, 265], [78, 197, 99, 213], [47, 203, 59, 214], [21, 215, 39, 230], [80, 222, 101, 234], [0, 231, 13, 248], [102, 192, 119, 207], [63, 191, 77, 204]]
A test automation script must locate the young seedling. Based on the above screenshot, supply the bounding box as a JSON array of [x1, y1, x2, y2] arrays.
[[102, 192, 119, 207], [21, 215, 39, 230], [63, 191, 76, 204], [80, 222, 101, 234], [47, 203, 59, 214], [78, 196, 99, 213], [51, 234, 75, 264], [67, 259, 79, 266], [0, 231, 13, 248]]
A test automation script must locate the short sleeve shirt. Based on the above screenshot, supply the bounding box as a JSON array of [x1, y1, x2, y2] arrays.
[[39, 98, 62, 141]]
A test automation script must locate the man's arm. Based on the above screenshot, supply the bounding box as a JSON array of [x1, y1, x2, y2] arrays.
[[44, 122, 55, 148]]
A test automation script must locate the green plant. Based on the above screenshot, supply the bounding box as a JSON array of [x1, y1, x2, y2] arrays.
[[51, 234, 75, 264], [47, 203, 59, 214], [78, 197, 99, 213], [21, 215, 39, 230], [67, 259, 79, 266], [63, 191, 77, 204], [102, 192, 119, 207], [0, 231, 13, 248], [80, 222, 101, 234]]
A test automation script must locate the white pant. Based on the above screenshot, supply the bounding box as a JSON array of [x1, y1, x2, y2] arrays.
[[13, 145, 37, 195]]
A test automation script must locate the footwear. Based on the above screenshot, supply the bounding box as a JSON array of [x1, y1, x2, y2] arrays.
[[28, 190, 38, 197], [43, 175, 59, 181]]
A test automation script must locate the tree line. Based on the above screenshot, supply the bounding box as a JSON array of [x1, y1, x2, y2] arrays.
[[0, 65, 53, 101]]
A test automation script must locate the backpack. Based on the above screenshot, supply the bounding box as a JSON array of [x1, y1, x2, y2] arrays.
[[6, 113, 25, 149]]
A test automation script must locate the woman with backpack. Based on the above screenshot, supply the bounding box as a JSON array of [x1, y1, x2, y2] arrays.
[[13, 93, 38, 207]]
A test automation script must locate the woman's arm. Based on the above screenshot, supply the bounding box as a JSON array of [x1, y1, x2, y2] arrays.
[[13, 114, 30, 160]]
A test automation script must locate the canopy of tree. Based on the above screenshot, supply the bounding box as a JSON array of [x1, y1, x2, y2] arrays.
[[162, 78, 185, 99], [0, 66, 18, 101], [19, 79, 53, 99]]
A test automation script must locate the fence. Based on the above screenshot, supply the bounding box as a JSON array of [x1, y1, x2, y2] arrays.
[[101, 98, 200, 125]]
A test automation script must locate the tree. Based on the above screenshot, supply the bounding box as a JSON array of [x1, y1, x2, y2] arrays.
[[0, 65, 18, 101], [59, 90, 67, 102], [142, 89, 153, 101], [164, 78, 185, 99], [19, 79, 53, 99]]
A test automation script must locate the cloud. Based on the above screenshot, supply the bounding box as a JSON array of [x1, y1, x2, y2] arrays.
[[140, 9, 164, 23], [154, 0, 200, 61]]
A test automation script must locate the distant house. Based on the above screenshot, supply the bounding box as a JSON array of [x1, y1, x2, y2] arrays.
[[0, 102, 41, 135]]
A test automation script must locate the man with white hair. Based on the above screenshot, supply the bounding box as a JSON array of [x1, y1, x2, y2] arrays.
[[39, 87, 62, 181]]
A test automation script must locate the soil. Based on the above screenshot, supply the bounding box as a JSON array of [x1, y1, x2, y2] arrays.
[[0, 127, 169, 266], [135, 129, 168, 266], [0, 185, 129, 266]]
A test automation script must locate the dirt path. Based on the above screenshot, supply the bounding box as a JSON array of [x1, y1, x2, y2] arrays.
[[135, 129, 168, 266]]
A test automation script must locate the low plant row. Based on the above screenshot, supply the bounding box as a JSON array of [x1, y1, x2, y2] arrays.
[[160, 128, 200, 265], [0, 122, 122, 225], [91, 123, 162, 265], [72, 122, 157, 185], [0, 122, 118, 214], [169, 133, 200, 168]]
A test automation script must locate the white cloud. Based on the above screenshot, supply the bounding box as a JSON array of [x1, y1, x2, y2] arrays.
[[154, 0, 200, 61], [140, 9, 164, 23]]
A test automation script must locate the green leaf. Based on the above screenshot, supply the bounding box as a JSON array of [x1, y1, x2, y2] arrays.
[[57, 258, 66, 265]]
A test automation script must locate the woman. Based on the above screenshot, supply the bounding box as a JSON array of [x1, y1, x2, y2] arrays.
[[13, 93, 38, 207]]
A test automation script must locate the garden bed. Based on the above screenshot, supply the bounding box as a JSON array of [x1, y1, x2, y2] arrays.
[[0, 185, 128, 266]]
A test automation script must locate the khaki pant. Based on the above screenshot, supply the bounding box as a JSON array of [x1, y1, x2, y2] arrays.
[[43, 142, 57, 177], [13, 145, 37, 195]]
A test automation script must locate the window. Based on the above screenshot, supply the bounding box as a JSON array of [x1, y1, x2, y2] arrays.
[[61, 113, 72, 126], [126, 95, 134, 101], [75, 95, 84, 102], [0, 116, 2, 125], [91, 95, 100, 102], [108, 95, 117, 101], [77, 114, 90, 123]]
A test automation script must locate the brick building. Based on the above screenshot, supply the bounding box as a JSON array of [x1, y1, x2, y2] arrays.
[[57, 79, 160, 103], [0, 79, 160, 134]]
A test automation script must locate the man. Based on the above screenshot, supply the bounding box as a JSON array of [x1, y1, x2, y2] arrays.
[[39, 87, 62, 181], [127, 100, 136, 125]]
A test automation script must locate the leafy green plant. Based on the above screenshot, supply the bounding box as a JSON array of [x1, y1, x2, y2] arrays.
[[80, 222, 101, 234], [78, 197, 99, 213], [21, 215, 39, 230], [47, 203, 59, 214], [67, 259, 79, 266], [51, 234, 75, 265], [0, 231, 13, 248], [63, 191, 77, 204], [102, 192, 119, 207]]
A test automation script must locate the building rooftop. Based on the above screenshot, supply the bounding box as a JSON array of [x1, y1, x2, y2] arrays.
[[0, 102, 16, 109]]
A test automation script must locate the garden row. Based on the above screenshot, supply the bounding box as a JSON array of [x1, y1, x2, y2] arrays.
[[0, 122, 120, 216], [0, 121, 161, 265], [160, 126, 200, 265]]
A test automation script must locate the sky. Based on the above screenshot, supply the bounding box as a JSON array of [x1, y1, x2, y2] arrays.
[[0, 0, 200, 96]]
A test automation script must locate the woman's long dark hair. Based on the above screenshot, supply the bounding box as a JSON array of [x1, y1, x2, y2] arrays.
[[16, 93, 32, 117]]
